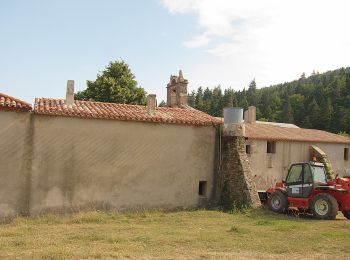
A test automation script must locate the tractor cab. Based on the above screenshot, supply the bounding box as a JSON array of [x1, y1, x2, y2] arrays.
[[265, 160, 350, 220], [285, 162, 327, 198]]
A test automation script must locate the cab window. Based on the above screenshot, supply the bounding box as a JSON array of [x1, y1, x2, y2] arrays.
[[286, 165, 303, 184], [303, 165, 313, 183], [312, 166, 327, 184]]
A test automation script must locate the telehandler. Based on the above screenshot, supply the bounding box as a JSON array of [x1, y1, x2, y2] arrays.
[[263, 161, 350, 219]]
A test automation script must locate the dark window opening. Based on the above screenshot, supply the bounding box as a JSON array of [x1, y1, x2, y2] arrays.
[[267, 141, 276, 154], [198, 181, 207, 196], [344, 148, 349, 161], [246, 145, 251, 154]]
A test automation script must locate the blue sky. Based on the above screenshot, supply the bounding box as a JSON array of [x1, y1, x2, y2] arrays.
[[1, 0, 350, 104], [0, 0, 199, 103]]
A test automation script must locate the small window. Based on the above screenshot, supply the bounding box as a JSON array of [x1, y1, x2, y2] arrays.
[[198, 181, 207, 196], [344, 148, 349, 161], [267, 141, 276, 154], [246, 145, 251, 154]]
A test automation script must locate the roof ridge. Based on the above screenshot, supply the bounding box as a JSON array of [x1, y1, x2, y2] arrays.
[[36, 97, 147, 108], [0, 92, 32, 107], [250, 122, 341, 133], [245, 122, 350, 144], [34, 98, 221, 126], [36, 98, 216, 113]]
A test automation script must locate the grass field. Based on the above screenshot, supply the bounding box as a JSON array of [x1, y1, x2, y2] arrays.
[[0, 209, 349, 259]]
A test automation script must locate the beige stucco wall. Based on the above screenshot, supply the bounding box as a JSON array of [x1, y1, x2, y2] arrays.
[[247, 139, 350, 190], [0, 110, 32, 219], [29, 115, 217, 215]]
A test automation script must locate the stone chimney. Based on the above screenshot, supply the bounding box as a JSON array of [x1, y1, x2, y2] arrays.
[[166, 70, 188, 108], [147, 94, 156, 115], [244, 106, 256, 123], [220, 106, 260, 209], [66, 80, 75, 108]]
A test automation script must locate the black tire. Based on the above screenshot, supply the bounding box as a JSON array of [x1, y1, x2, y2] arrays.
[[268, 190, 288, 213], [342, 211, 350, 219], [310, 193, 338, 220]]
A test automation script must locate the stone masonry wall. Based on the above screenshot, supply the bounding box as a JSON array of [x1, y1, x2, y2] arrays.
[[221, 136, 260, 208]]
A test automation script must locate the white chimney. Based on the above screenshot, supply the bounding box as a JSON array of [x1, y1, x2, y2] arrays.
[[66, 80, 74, 108], [147, 94, 156, 115], [245, 106, 256, 123], [244, 110, 249, 123]]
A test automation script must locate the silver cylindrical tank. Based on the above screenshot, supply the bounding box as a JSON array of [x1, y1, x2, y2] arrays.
[[223, 107, 243, 124]]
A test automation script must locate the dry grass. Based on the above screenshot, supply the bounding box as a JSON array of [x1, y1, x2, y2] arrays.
[[0, 209, 349, 259]]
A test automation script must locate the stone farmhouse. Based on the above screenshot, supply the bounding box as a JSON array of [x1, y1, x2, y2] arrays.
[[242, 106, 350, 190], [0, 72, 221, 218], [0, 71, 349, 218]]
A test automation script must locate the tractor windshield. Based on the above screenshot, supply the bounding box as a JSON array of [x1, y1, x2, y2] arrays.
[[311, 166, 327, 184]]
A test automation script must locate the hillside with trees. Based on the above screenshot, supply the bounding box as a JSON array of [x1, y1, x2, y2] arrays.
[[187, 67, 350, 134]]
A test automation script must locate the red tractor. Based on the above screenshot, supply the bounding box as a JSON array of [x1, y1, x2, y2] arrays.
[[263, 162, 350, 220]]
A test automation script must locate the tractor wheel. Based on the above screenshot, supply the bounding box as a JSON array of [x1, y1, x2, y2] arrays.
[[268, 191, 288, 213], [310, 193, 338, 220], [342, 211, 350, 219]]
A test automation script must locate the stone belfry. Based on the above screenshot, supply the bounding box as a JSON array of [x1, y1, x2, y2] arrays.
[[166, 70, 188, 108]]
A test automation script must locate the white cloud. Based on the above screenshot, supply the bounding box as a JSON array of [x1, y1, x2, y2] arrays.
[[183, 33, 211, 48], [161, 0, 350, 89]]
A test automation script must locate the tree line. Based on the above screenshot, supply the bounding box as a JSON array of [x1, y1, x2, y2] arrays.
[[187, 68, 350, 134]]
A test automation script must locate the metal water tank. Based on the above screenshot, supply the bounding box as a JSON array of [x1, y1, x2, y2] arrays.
[[223, 107, 243, 124]]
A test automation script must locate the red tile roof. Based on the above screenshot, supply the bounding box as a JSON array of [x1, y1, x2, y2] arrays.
[[0, 92, 32, 112], [245, 122, 350, 144], [34, 98, 221, 126]]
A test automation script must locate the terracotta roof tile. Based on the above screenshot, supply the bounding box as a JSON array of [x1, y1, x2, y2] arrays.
[[34, 98, 221, 126], [0, 92, 32, 112], [245, 122, 350, 144]]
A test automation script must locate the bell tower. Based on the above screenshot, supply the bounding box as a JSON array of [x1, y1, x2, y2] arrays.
[[166, 70, 188, 108]]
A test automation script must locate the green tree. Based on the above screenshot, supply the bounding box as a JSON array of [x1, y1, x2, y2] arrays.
[[222, 88, 237, 107], [238, 89, 249, 110], [338, 108, 350, 133], [267, 92, 281, 121], [202, 87, 212, 113], [247, 79, 257, 106], [195, 87, 204, 111], [259, 89, 271, 119], [75, 60, 146, 105], [281, 98, 294, 123], [210, 86, 223, 116], [308, 99, 321, 129], [188, 90, 196, 107], [301, 116, 312, 129], [185, 67, 350, 134], [289, 94, 305, 125], [158, 100, 166, 107], [321, 98, 333, 130]]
